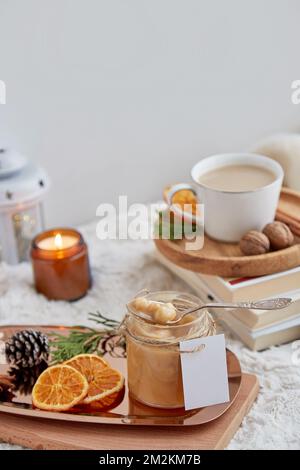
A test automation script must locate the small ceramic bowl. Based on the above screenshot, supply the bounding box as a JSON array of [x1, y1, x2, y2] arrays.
[[191, 153, 284, 242]]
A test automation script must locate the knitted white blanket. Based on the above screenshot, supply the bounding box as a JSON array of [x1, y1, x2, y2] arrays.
[[0, 221, 300, 450]]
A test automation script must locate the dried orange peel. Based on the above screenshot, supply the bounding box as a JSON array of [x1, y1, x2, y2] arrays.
[[32, 364, 89, 411], [163, 185, 199, 215], [65, 354, 124, 404]]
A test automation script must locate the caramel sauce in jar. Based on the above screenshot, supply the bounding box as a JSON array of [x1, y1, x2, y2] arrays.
[[125, 291, 215, 409]]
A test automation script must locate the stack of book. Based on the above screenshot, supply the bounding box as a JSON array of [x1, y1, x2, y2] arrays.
[[156, 251, 300, 350]]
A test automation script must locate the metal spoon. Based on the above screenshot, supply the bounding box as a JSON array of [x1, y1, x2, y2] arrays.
[[132, 297, 293, 325]]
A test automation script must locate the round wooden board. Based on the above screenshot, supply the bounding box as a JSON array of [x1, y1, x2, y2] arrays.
[[155, 188, 300, 278]]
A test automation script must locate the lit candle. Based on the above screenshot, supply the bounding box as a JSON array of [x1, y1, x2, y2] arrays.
[[31, 228, 91, 301], [37, 232, 77, 251]]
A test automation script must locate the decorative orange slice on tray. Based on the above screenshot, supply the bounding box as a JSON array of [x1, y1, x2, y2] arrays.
[[32, 364, 88, 411], [72, 387, 126, 413], [65, 353, 108, 377], [65, 353, 124, 404]]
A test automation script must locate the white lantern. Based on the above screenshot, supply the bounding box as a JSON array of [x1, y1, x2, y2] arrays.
[[0, 148, 50, 264]]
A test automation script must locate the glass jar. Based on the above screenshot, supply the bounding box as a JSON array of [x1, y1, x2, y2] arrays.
[[125, 290, 216, 409]]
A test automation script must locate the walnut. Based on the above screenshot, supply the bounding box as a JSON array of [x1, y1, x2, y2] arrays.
[[263, 222, 294, 250], [240, 230, 270, 256]]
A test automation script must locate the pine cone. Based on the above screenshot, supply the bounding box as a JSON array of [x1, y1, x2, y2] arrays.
[[8, 360, 48, 395], [5, 330, 49, 368]]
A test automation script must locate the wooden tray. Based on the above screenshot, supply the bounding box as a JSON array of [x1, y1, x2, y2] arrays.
[[0, 374, 259, 450], [0, 325, 241, 427], [155, 187, 300, 278]]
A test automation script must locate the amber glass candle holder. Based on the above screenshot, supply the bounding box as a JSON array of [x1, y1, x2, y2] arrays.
[[31, 228, 91, 301]]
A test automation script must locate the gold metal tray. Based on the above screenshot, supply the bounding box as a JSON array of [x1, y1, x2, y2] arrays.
[[0, 325, 242, 426]]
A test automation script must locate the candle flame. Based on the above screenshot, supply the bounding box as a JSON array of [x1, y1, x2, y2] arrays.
[[54, 233, 63, 249]]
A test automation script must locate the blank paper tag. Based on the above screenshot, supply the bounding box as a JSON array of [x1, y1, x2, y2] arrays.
[[180, 334, 229, 410]]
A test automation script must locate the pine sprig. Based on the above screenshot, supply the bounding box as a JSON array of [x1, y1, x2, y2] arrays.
[[88, 311, 120, 328], [50, 328, 100, 364], [49, 312, 125, 364]]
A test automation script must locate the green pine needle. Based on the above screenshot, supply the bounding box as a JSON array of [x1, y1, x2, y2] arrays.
[[49, 312, 123, 364]]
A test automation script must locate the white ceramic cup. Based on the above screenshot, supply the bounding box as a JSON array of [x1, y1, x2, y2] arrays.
[[191, 153, 284, 242]]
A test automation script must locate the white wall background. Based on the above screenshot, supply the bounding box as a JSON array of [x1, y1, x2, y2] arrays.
[[0, 0, 299, 227]]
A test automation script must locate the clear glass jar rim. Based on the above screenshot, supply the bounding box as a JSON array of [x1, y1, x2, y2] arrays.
[[124, 288, 216, 347], [124, 312, 216, 347]]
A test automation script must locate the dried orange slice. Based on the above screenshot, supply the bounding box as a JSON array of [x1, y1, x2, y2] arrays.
[[86, 387, 125, 410], [65, 354, 124, 404], [65, 353, 108, 376], [72, 388, 125, 413], [163, 185, 199, 215], [32, 365, 88, 411]]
